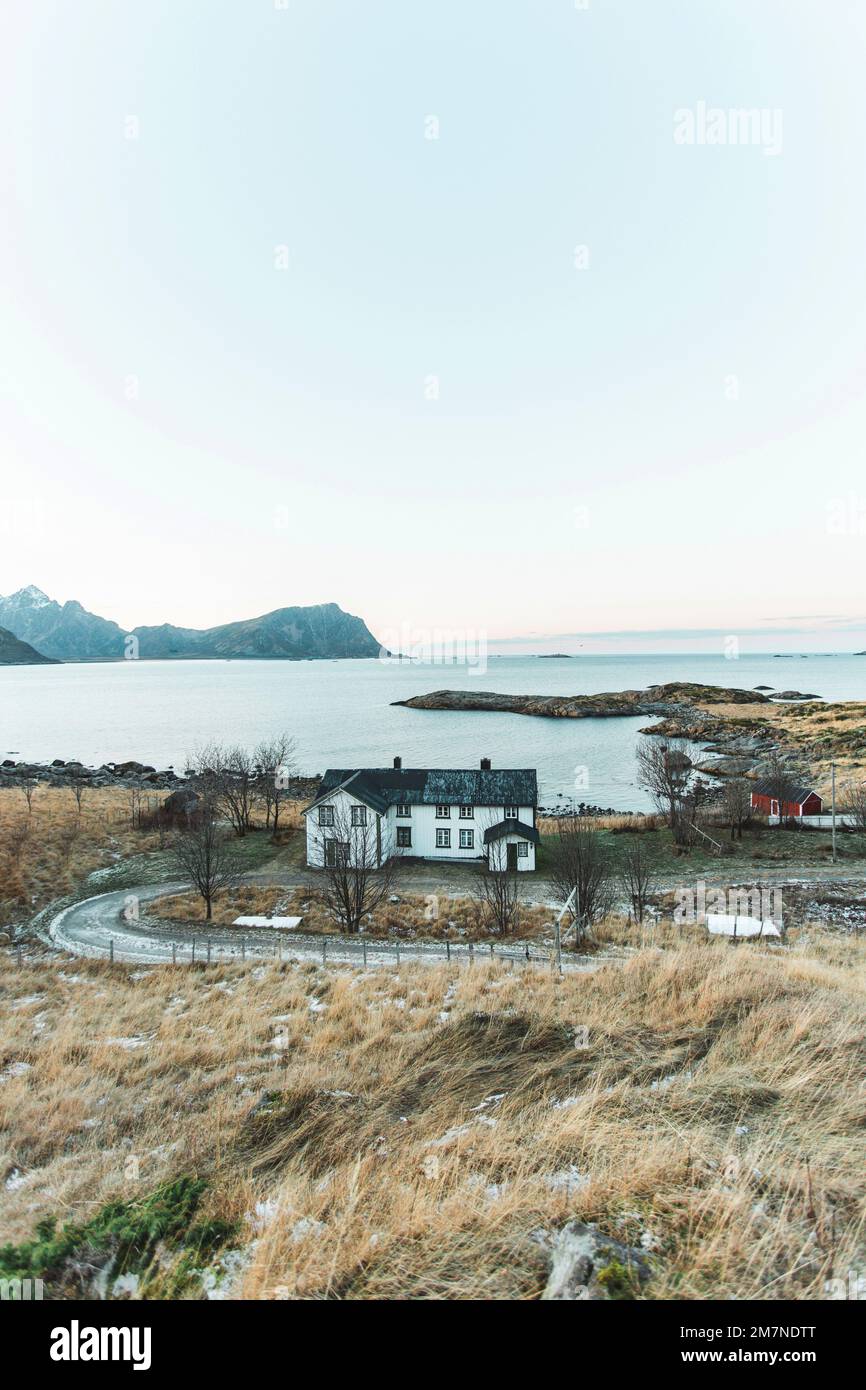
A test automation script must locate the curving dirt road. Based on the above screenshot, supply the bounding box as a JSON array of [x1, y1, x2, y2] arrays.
[[45, 880, 608, 973]]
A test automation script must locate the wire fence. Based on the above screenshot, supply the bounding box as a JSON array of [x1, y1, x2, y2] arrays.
[[44, 923, 573, 971]]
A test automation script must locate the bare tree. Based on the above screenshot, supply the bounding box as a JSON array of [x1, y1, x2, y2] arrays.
[[760, 752, 805, 828], [842, 780, 866, 832], [722, 776, 752, 841], [254, 734, 298, 836], [314, 802, 393, 933], [20, 779, 36, 819], [69, 780, 87, 825], [619, 836, 657, 923], [187, 742, 257, 837], [549, 816, 617, 942], [168, 801, 243, 920], [472, 858, 522, 936], [635, 737, 695, 844], [127, 786, 143, 830]]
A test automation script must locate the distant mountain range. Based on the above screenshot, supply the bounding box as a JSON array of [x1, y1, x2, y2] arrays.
[[0, 587, 382, 663], [0, 623, 60, 665]]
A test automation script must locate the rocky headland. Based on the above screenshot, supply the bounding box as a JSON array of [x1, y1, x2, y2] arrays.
[[394, 682, 834, 783]]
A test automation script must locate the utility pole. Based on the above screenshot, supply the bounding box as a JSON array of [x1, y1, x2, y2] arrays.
[[831, 760, 837, 864]]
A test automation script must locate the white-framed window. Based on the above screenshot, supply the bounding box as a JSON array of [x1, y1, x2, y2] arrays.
[[351, 805, 367, 827], [459, 804, 474, 819], [504, 805, 518, 819], [318, 805, 334, 827], [436, 828, 451, 849], [517, 840, 529, 858], [436, 804, 451, 819], [459, 828, 474, 849], [396, 827, 412, 848], [395, 804, 412, 818]]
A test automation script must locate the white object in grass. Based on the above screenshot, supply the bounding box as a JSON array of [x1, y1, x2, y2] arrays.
[[706, 913, 781, 938], [232, 915, 302, 929]]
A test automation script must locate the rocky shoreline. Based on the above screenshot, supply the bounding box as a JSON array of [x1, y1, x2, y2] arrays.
[[394, 682, 827, 783], [0, 757, 183, 789], [393, 681, 822, 720], [0, 757, 320, 799]]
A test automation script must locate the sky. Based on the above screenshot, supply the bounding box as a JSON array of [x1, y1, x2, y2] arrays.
[[1, 0, 865, 655]]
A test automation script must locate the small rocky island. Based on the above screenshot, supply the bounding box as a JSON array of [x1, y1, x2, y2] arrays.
[[394, 682, 836, 783], [393, 682, 775, 719]]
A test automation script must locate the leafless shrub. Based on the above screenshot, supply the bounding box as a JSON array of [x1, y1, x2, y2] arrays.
[[168, 800, 243, 920], [472, 861, 522, 937], [722, 776, 753, 840], [254, 734, 298, 836], [313, 803, 393, 933], [842, 781, 866, 831], [619, 837, 658, 923], [549, 817, 617, 941]]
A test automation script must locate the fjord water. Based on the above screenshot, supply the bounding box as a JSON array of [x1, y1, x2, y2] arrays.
[[0, 653, 862, 812]]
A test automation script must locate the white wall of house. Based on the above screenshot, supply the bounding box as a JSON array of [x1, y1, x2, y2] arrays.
[[305, 792, 536, 870], [305, 788, 391, 868]]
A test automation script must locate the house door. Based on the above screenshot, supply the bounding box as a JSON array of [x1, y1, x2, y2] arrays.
[[325, 839, 348, 868], [507, 843, 518, 871]]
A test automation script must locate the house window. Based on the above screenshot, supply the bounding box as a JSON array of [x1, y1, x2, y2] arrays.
[[396, 827, 412, 848], [504, 805, 518, 819], [318, 805, 334, 827], [517, 841, 529, 858], [324, 839, 348, 867], [395, 804, 411, 818], [436, 804, 451, 819], [459, 805, 474, 819], [459, 829, 474, 849], [351, 805, 367, 827], [436, 828, 451, 849]]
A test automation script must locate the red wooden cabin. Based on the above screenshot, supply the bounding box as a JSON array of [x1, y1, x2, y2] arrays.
[[750, 780, 822, 818]]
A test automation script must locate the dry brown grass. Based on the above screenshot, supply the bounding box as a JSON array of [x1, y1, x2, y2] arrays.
[[0, 786, 169, 929], [697, 699, 866, 796], [539, 812, 664, 835], [2, 924, 864, 1300], [149, 885, 553, 941]]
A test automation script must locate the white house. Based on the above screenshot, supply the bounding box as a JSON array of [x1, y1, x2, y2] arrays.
[[303, 758, 539, 871]]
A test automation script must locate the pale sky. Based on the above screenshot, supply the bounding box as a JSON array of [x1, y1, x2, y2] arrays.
[[2, 1, 865, 652]]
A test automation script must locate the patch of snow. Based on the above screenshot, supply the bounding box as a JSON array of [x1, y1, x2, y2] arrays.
[[112, 1272, 140, 1298], [544, 1166, 590, 1196], [1, 1061, 32, 1081], [471, 1092, 505, 1113], [292, 1217, 325, 1243], [247, 1199, 280, 1232], [5, 1168, 27, 1191], [649, 1069, 694, 1092], [103, 1035, 149, 1050]]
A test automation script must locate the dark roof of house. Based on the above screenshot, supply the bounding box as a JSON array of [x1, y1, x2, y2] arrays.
[[305, 767, 538, 814], [752, 779, 819, 804], [483, 819, 540, 845]]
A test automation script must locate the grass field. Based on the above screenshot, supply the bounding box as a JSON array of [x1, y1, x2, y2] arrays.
[[1, 924, 864, 1300]]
